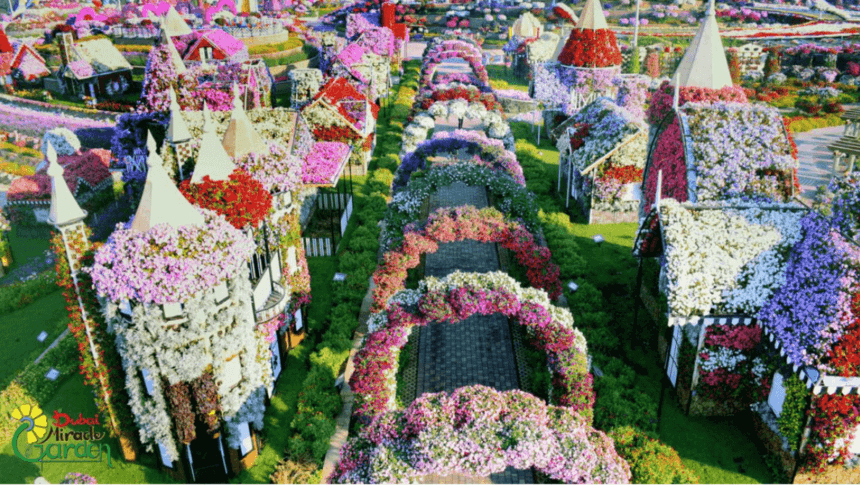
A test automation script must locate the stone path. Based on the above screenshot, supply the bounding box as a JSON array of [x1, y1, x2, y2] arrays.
[[793, 125, 842, 202], [410, 81, 535, 482]]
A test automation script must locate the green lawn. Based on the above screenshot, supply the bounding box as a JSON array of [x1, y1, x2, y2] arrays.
[[486, 65, 529, 92], [0, 290, 68, 390], [1, 225, 51, 278]]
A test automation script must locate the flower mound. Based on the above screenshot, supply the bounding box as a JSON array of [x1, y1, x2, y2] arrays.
[[179, 169, 272, 230], [332, 386, 630, 484], [373, 206, 562, 311], [353, 271, 592, 420], [90, 210, 255, 304], [557, 28, 622, 68]]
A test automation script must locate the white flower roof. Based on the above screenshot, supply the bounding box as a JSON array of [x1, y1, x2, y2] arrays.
[[659, 199, 807, 318], [558, 97, 646, 172], [69, 38, 132, 76]]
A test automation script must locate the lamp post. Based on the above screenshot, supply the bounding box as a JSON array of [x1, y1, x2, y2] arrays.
[[633, 0, 641, 50]]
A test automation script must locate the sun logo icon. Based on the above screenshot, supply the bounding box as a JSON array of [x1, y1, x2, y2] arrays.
[[11, 404, 48, 444]]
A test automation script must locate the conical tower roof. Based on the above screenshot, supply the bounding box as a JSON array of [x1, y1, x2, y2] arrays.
[[672, 0, 732, 90], [576, 0, 608, 30], [167, 87, 191, 143], [162, 5, 192, 37], [162, 30, 187, 76], [511, 12, 542, 38], [190, 103, 237, 184], [222, 84, 267, 160], [46, 141, 87, 226], [131, 132, 204, 233]]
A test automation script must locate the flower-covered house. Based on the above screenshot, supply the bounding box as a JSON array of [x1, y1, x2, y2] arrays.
[[328, 27, 395, 101], [301, 76, 378, 175], [0, 29, 50, 89], [87, 133, 271, 482], [183, 29, 250, 64], [57, 34, 133, 98], [638, 199, 807, 417], [555, 97, 647, 224]]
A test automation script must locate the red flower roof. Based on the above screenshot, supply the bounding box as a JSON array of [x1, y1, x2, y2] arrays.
[[311, 77, 380, 122], [557, 28, 622, 68], [8, 149, 111, 201], [0, 27, 12, 54]]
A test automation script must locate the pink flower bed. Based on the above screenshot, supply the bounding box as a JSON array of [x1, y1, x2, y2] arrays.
[[332, 386, 630, 484], [302, 141, 350, 185], [372, 206, 562, 311]]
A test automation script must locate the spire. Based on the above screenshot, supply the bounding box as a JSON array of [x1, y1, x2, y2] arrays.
[[222, 83, 268, 160], [167, 87, 191, 143], [576, 0, 608, 30], [46, 141, 87, 227], [190, 103, 237, 184], [162, 5, 192, 37], [131, 132, 204, 233], [672, 0, 733, 90], [162, 30, 187, 76]]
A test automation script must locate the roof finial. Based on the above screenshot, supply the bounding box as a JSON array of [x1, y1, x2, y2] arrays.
[[202, 101, 213, 132], [232, 83, 242, 111], [707, 0, 716, 16], [146, 131, 158, 166], [673, 72, 680, 110]]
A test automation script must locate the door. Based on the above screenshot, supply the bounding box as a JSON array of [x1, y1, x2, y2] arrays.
[[188, 421, 228, 483]]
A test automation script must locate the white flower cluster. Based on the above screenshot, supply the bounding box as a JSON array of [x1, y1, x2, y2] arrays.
[[388, 288, 422, 308], [660, 200, 805, 316], [699, 346, 747, 373], [42, 127, 81, 156], [367, 313, 389, 333]]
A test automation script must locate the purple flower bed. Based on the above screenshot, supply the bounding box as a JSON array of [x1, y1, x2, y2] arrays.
[[237, 142, 302, 194], [395, 130, 525, 190], [332, 386, 630, 484], [758, 212, 860, 368]]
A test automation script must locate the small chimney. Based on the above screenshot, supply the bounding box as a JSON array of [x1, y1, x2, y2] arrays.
[[57, 32, 74, 66]]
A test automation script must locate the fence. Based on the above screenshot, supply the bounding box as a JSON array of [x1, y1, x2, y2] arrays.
[[114, 26, 161, 39], [301, 192, 353, 257], [215, 24, 285, 38]]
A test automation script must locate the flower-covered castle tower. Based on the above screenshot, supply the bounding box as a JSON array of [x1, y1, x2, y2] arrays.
[[89, 133, 271, 481]]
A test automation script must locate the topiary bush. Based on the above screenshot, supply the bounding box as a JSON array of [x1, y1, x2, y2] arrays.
[[609, 426, 699, 484]]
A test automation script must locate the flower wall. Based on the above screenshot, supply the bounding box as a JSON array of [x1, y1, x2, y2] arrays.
[[560, 98, 645, 173], [533, 64, 619, 113], [557, 28, 622, 68], [696, 324, 769, 405], [332, 386, 630, 484]]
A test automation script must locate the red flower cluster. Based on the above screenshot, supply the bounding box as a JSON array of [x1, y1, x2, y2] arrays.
[[828, 293, 860, 377], [313, 77, 380, 121], [179, 168, 272, 230], [419, 87, 503, 114], [804, 393, 860, 473], [557, 28, 622, 68], [313, 125, 361, 142], [569, 123, 592, 152], [599, 163, 643, 185], [647, 80, 749, 125]]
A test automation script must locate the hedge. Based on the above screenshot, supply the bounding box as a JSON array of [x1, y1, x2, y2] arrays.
[[610, 426, 699, 484]]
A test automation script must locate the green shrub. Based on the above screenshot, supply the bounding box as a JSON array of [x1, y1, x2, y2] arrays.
[[568, 281, 604, 314], [593, 358, 658, 433], [0, 271, 58, 315], [778, 373, 809, 450], [310, 347, 350, 379], [609, 426, 699, 484]]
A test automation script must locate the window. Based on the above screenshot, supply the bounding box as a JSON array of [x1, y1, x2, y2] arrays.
[[768, 372, 786, 417], [119, 299, 132, 317], [141, 368, 155, 396], [213, 282, 229, 304], [237, 422, 253, 456], [163, 302, 184, 320], [270, 339, 282, 379], [849, 423, 860, 455], [294, 310, 303, 331], [157, 442, 173, 468], [666, 325, 681, 387], [222, 357, 242, 390]]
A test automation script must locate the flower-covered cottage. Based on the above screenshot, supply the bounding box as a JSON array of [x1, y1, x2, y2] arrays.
[[555, 97, 647, 224], [0, 28, 49, 89], [183, 29, 250, 64], [301, 76, 378, 175], [56, 34, 133, 98]]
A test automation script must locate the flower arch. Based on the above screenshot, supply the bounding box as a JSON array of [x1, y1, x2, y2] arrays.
[[332, 386, 630, 484], [422, 41, 490, 87], [381, 163, 541, 250], [373, 206, 562, 311], [352, 271, 593, 420], [395, 131, 523, 190]]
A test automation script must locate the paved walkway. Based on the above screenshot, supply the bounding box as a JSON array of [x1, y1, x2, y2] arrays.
[[794, 125, 842, 202], [410, 59, 534, 480]]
